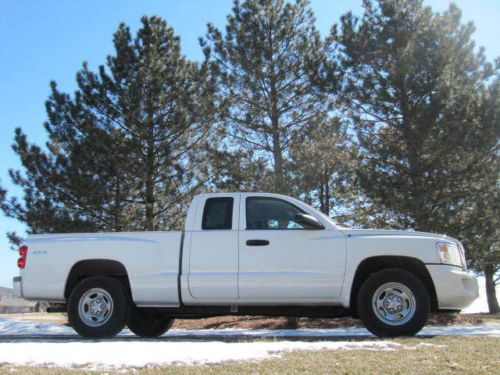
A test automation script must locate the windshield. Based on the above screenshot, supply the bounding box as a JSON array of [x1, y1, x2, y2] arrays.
[[287, 196, 350, 229]]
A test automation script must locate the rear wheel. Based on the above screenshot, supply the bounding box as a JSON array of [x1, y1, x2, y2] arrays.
[[68, 276, 130, 338], [357, 268, 430, 337], [128, 310, 173, 338]]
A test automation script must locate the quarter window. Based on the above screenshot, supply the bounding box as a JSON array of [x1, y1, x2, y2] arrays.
[[246, 197, 313, 230], [202, 198, 233, 230]]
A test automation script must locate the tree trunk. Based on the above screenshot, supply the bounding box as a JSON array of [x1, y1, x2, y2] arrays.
[[484, 263, 500, 313], [324, 168, 330, 215], [319, 183, 326, 214], [113, 180, 123, 231], [270, 80, 285, 194], [144, 121, 155, 231], [272, 131, 285, 193]]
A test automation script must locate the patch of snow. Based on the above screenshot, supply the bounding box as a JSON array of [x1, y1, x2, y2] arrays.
[[0, 340, 428, 368], [419, 325, 500, 336], [164, 324, 500, 338], [461, 276, 500, 314], [0, 317, 498, 368], [0, 316, 75, 335]]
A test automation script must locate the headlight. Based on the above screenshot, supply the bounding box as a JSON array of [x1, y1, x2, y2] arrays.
[[436, 242, 462, 267]]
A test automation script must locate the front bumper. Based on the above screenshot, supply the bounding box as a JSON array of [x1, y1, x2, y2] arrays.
[[13, 276, 22, 298], [426, 265, 479, 310]]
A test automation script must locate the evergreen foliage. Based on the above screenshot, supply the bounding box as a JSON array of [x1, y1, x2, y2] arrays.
[[335, 0, 496, 232], [202, 0, 337, 194], [1, 16, 217, 235], [461, 78, 500, 313], [289, 118, 356, 221]]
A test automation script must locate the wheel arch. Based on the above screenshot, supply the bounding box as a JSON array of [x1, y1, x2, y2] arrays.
[[349, 256, 438, 315], [64, 259, 131, 299]]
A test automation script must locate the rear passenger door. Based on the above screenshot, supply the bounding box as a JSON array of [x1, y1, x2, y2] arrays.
[[187, 194, 239, 301]]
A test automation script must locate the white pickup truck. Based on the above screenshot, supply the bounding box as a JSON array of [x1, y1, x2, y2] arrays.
[[13, 192, 478, 338]]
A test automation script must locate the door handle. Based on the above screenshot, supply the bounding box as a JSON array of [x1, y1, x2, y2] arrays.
[[246, 239, 270, 246]]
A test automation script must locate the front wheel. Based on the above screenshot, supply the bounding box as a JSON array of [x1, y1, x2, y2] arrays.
[[357, 269, 430, 337], [68, 276, 131, 338], [128, 310, 173, 338]]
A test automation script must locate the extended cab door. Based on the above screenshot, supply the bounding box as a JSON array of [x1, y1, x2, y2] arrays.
[[187, 194, 239, 301], [238, 195, 346, 302]]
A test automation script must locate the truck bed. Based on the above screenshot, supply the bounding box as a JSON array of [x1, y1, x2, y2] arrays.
[[21, 231, 183, 307]]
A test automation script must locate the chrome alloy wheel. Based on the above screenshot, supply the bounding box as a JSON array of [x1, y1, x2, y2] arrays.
[[372, 282, 416, 326], [78, 288, 114, 327]]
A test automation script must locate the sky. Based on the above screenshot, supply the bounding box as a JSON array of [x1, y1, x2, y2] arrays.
[[0, 0, 499, 288]]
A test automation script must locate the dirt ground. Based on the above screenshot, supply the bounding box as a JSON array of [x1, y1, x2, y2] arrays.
[[2, 312, 498, 329], [172, 313, 499, 329]]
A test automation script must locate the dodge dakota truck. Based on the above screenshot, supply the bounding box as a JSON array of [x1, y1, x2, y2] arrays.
[[13, 192, 479, 338]]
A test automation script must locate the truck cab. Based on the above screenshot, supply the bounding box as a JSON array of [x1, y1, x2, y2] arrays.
[[183, 193, 346, 304]]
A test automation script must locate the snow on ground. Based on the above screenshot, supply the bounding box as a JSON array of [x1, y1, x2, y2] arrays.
[[0, 317, 499, 368], [0, 340, 406, 368], [0, 316, 74, 335]]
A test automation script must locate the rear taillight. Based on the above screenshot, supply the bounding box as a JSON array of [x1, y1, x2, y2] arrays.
[[17, 245, 28, 269]]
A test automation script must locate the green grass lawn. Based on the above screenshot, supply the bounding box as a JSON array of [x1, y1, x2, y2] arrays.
[[1, 336, 498, 375]]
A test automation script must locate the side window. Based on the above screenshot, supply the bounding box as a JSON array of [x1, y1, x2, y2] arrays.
[[202, 197, 233, 230], [246, 197, 311, 230]]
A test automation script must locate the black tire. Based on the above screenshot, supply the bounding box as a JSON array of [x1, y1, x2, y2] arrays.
[[357, 268, 430, 337], [68, 276, 131, 338], [128, 310, 173, 338]]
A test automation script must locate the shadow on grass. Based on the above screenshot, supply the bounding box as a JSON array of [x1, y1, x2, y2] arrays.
[[0, 333, 440, 343]]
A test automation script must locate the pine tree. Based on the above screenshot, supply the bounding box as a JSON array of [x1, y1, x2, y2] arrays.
[[208, 149, 273, 192], [334, 0, 499, 310], [77, 16, 217, 230], [289, 119, 356, 222], [202, 0, 336, 194], [335, 0, 495, 230], [0, 183, 20, 247], [461, 78, 500, 313], [2, 115, 131, 236], [1, 16, 216, 238]]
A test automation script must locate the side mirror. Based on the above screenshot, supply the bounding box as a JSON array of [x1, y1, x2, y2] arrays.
[[295, 213, 325, 230]]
